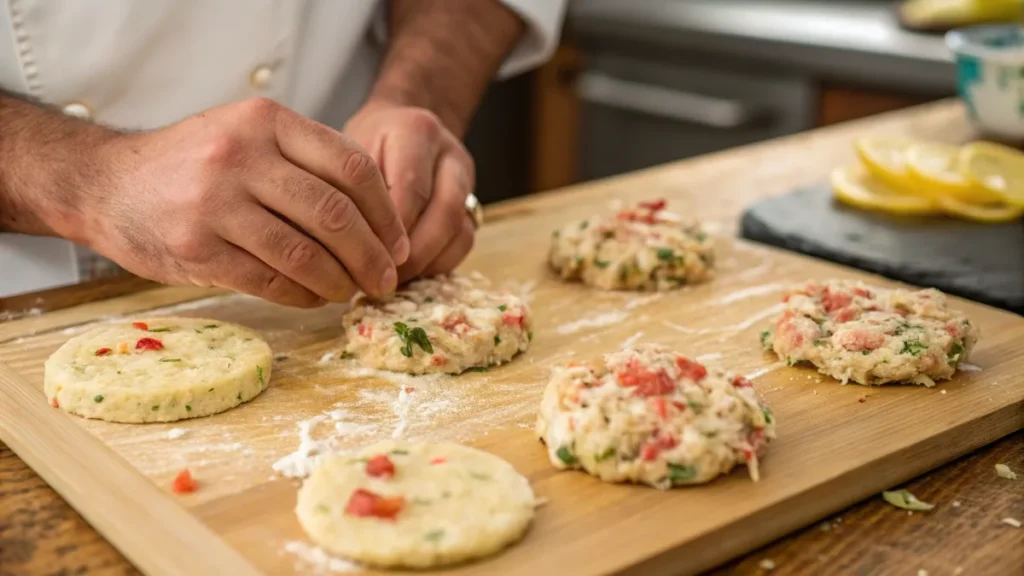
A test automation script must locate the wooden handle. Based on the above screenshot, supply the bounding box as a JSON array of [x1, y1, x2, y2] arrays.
[[0, 360, 260, 576]]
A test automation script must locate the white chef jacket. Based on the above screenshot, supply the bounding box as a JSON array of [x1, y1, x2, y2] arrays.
[[0, 0, 565, 298]]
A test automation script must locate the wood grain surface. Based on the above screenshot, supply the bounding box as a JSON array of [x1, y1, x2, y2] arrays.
[[1, 100, 1022, 576]]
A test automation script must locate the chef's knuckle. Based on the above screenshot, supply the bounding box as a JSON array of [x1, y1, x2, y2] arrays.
[[196, 131, 243, 170], [342, 150, 380, 188], [281, 237, 318, 272], [166, 231, 207, 261], [236, 96, 280, 123], [317, 191, 358, 233], [405, 109, 442, 137]]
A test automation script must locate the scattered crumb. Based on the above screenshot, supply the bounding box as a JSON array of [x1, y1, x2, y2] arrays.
[[857, 395, 867, 403], [818, 522, 831, 532], [995, 463, 1018, 480], [166, 428, 188, 440], [917, 570, 928, 576], [940, 390, 947, 395], [835, 517, 842, 524], [283, 540, 362, 573], [952, 500, 961, 508], [958, 362, 981, 372], [533, 496, 550, 508], [882, 489, 934, 511], [758, 558, 776, 571], [813, 389, 818, 395], [907, 511, 913, 516], [1001, 517, 1021, 528], [319, 351, 338, 364]]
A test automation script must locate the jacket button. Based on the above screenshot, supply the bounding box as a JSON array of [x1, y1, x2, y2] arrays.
[[250, 65, 273, 89], [62, 102, 92, 120]]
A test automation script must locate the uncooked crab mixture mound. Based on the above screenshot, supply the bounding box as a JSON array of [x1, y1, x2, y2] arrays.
[[295, 440, 536, 569], [44, 317, 271, 423], [762, 280, 979, 386], [536, 344, 775, 489], [548, 198, 714, 291], [342, 274, 532, 374]]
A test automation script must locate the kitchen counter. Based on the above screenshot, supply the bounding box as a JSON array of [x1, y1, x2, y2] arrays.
[[1, 100, 1021, 575], [571, 0, 954, 93]]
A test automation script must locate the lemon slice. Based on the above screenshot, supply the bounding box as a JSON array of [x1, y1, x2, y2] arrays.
[[904, 142, 984, 201], [831, 164, 938, 215], [959, 141, 1024, 207], [935, 195, 1024, 223], [853, 136, 922, 195]]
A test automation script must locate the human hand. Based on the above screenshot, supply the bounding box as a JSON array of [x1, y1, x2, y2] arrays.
[[344, 102, 476, 283], [77, 98, 409, 307]]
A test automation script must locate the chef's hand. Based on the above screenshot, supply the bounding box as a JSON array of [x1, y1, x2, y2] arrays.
[[344, 101, 476, 283], [83, 97, 409, 307]]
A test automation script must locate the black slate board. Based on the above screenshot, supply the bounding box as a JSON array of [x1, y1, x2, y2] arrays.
[[740, 183, 1024, 314]]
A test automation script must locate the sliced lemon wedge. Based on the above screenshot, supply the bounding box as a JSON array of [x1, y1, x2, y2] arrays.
[[935, 194, 1024, 223], [904, 142, 984, 201], [853, 136, 922, 195], [959, 141, 1024, 207], [831, 164, 938, 215]]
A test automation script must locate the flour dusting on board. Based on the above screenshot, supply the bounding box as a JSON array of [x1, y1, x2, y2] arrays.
[[283, 540, 362, 573], [710, 283, 785, 306], [556, 311, 629, 335], [272, 407, 380, 478], [166, 428, 188, 440]]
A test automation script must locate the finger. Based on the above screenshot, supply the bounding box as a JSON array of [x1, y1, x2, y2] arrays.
[[203, 240, 323, 308], [251, 164, 398, 298], [397, 153, 474, 283], [218, 203, 359, 302], [420, 215, 475, 277], [272, 107, 409, 264], [378, 120, 441, 231]]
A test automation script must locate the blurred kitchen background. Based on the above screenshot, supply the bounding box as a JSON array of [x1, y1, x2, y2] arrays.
[[464, 0, 1021, 204]]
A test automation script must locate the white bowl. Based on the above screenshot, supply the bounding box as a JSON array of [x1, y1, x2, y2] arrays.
[[947, 24, 1024, 141]]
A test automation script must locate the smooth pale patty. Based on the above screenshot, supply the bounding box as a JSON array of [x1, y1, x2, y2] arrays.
[[295, 440, 535, 569], [44, 317, 271, 423], [762, 280, 979, 386], [549, 198, 713, 291], [342, 274, 532, 374], [537, 345, 775, 489]]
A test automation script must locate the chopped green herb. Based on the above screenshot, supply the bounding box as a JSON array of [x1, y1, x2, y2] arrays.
[[425, 529, 445, 542], [786, 356, 798, 366], [687, 401, 703, 413], [579, 220, 589, 230], [594, 259, 611, 269], [602, 230, 615, 239], [394, 322, 433, 357], [424, 296, 434, 303], [315, 503, 330, 514], [256, 365, 265, 389], [813, 339, 826, 347], [947, 340, 965, 364], [882, 489, 934, 511], [464, 366, 490, 373], [555, 446, 577, 466], [469, 472, 491, 481], [194, 324, 219, 333], [498, 305, 507, 312], [93, 395, 104, 403], [494, 335, 501, 346], [151, 405, 159, 412], [528, 330, 534, 342], [552, 229, 560, 238], [159, 358, 181, 363], [389, 449, 409, 455], [762, 408, 773, 424], [340, 351, 356, 359], [185, 405, 192, 412], [348, 457, 370, 464], [618, 265, 629, 281], [595, 447, 617, 462], [759, 330, 773, 350], [148, 327, 174, 333], [901, 340, 929, 356], [656, 248, 676, 261], [236, 392, 242, 401], [694, 231, 708, 242], [208, 388, 214, 392], [668, 463, 697, 484], [861, 350, 872, 355]]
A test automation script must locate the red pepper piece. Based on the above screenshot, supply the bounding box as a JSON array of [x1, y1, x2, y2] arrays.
[[49, 397, 59, 408], [345, 489, 404, 519], [136, 337, 164, 351], [132, 321, 149, 331], [365, 454, 395, 479], [95, 348, 112, 356], [674, 357, 707, 381], [171, 469, 197, 494], [638, 198, 667, 211], [430, 457, 447, 465]]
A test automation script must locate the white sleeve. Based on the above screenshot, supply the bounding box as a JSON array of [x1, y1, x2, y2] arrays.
[[495, 0, 568, 78], [371, 0, 568, 79]]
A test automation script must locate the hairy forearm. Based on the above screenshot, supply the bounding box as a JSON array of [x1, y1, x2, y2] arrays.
[[371, 0, 525, 137], [0, 92, 116, 238]]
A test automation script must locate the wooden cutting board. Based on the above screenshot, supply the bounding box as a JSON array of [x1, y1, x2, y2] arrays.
[[1, 201, 1022, 575]]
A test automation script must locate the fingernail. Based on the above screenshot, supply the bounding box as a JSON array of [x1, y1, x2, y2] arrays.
[[379, 266, 398, 294], [392, 235, 410, 265]]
